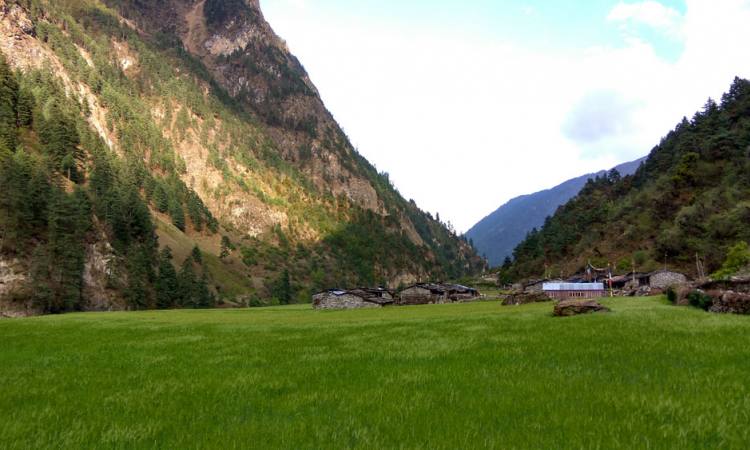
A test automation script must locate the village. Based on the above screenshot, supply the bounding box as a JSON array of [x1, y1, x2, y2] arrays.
[[313, 264, 750, 317]]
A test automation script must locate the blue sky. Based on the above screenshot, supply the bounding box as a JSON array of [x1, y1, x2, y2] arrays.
[[262, 0, 750, 231]]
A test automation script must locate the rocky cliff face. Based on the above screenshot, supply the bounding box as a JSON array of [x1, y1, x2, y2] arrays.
[[109, 0, 382, 211]]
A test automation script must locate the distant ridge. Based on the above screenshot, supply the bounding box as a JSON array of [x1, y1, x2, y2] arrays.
[[466, 157, 645, 267]]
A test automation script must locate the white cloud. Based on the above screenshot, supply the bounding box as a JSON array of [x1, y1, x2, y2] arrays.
[[261, 0, 750, 232], [608, 1, 683, 38]]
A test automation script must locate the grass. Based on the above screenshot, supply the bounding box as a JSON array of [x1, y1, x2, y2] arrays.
[[1, 297, 750, 449]]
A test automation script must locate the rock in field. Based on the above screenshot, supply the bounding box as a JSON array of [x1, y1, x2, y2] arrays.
[[553, 300, 611, 317]]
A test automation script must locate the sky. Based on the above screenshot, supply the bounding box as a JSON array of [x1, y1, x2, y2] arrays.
[[260, 0, 750, 232]]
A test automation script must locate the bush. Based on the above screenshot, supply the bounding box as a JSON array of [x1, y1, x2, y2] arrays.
[[666, 287, 677, 304], [712, 241, 750, 279], [687, 291, 713, 311]]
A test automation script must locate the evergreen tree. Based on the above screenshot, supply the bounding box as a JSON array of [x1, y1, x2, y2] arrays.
[[125, 244, 154, 309], [272, 269, 293, 305], [38, 187, 90, 313], [196, 274, 214, 308], [220, 236, 232, 259], [186, 192, 204, 231], [155, 246, 179, 309], [169, 197, 185, 231], [152, 182, 168, 213], [16, 86, 34, 128], [0, 55, 19, 151], [177, 258, 197, 307], [38, 100, 80, 179], [191, 245, 203, 265]]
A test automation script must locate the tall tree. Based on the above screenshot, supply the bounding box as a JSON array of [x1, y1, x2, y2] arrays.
[[0, 55, 19, 151], [155, 246, 179, 309]]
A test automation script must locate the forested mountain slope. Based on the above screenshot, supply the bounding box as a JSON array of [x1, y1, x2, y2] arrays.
[[467, 158, 644, 267], [0, 0, 483, 315], [507, 77, 750, 280]]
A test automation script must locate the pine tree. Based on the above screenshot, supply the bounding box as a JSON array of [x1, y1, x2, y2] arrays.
[[220, 236, 232, 259], [196, 273, 214, 308], [177, 258, 197, 307], [0, 55, 19, 151], [30, 244, 54, 311], [16, 86, 34, 128], [44, 187, 90, 312], [125, 244, 154, 309], [152, 182, 168, 213], [169, 197, 185, 231], [191, 245, 203, 265], [39, 100, 80, 177], [186, 192, 204, 231], [272, 269, 293, 305], [155, 246, 179, 309]]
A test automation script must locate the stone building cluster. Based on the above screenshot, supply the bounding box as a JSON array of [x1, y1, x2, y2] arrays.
[[313, 284, 480, 310]]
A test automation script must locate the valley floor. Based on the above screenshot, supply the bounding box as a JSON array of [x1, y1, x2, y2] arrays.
[[1, 298, 749, 448]]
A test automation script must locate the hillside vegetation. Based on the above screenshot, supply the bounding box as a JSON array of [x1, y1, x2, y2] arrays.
[[2, 298, 750, 448], [467, 157, 644, 267], [507, 77, 750, 280], [0, 0, 483, 314]]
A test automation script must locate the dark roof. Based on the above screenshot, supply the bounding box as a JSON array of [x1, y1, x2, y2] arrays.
[[404, 283, 478, 294], [316, 288, 394, 304]]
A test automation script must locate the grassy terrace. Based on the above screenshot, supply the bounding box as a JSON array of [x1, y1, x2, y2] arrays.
[[2, 297, 749, 448]]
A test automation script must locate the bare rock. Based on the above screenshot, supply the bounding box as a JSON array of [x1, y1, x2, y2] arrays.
[[554, 300, 611, 317], [709, 291, 750, 315]]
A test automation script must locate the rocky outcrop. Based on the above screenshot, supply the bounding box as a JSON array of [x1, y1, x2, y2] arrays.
[[553, 300, 610, 317], [0, 257, 35, 318], [81, 242, 123, 311], [0, 257, 26, 298], [709, 291, 750, 315]]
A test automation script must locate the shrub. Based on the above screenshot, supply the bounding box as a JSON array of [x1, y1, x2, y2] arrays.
[[666, 287, 677, 304], [712, 241, 750, 279], [687, 291, 713, 311]]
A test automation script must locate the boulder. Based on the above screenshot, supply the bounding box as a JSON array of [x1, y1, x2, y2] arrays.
[[502, 291, 550, 306], [709, 291, 750, 315], [554, 300, 611, 317], [671, 283, 695, 306]]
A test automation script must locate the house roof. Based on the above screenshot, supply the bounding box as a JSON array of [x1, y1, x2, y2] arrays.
[[317, 288, 394, 304], [404, 283, 478, 294], [543, 282, 605, 291]]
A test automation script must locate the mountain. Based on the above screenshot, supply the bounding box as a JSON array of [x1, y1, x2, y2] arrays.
[[0, 0, 483, 315], [467, 158, 645, 267], [506, 77, 750, 281]]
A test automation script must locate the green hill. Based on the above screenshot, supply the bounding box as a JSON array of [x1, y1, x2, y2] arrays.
[[507, 77, 750, 280], [0, 0, 483, 315]]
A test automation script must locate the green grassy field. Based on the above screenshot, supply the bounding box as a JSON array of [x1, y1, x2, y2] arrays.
[[2, 297, 749, 449]]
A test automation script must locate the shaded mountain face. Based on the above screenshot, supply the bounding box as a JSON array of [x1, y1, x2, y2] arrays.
[[467, 158, 645, 267], [508, 78, 750, 280], [0, 0, 482, 315]]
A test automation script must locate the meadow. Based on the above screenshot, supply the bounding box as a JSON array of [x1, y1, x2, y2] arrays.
[[1, 297, 749, 449]]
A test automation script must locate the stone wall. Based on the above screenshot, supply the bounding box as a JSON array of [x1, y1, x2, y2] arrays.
[[399, 287, 445, 305], [312, 293, 381, 310], [650, 271, 688, 289]]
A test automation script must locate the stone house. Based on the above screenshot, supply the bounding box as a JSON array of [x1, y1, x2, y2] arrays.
[[643, 270, 688, 289], [312, 288, 394, 310], [398, 284, 479, 305]]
